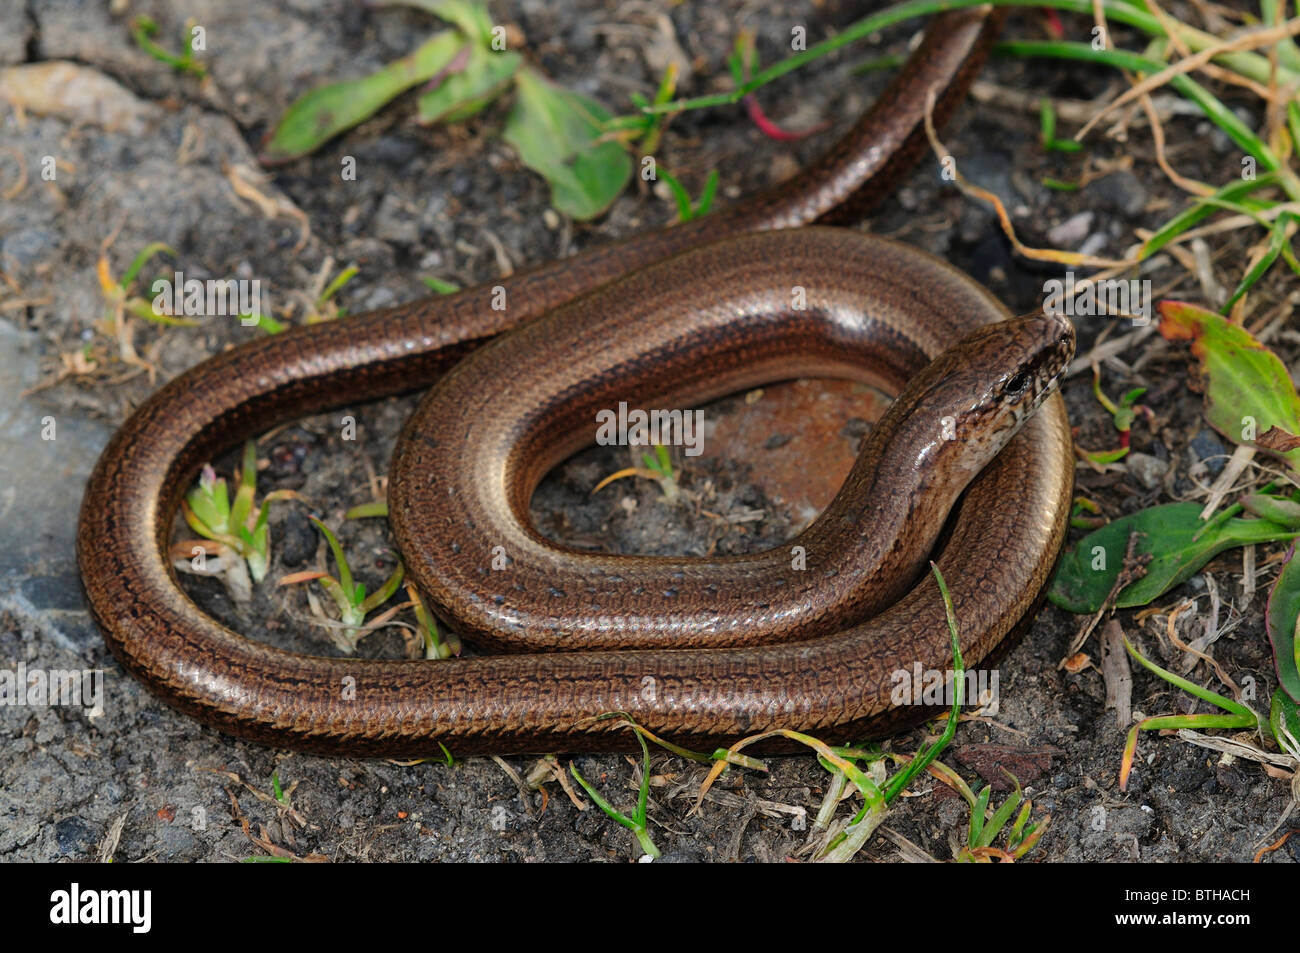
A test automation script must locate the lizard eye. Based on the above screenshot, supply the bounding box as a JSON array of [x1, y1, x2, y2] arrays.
[[1004, 371, 1029, 399]]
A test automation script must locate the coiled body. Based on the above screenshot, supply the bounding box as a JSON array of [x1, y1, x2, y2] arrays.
[[76, 9, 1074, 756]]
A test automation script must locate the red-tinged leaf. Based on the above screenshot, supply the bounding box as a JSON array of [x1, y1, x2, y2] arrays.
[[743, 94, 829, 142], [1159, 300, 1300, 472]]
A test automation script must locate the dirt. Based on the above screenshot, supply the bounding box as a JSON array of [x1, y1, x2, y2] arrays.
[[1, 0, 1297, 863]]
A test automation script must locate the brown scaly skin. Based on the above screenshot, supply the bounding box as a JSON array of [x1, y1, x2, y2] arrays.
[[389, 233, 1074, 655], [77, 8, 1075, 757]]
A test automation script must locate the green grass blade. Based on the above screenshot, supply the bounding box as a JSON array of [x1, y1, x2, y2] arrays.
[[309, 516, 355, 601], [1220, 214, 1289, 313], [993, 40, 1283, 175], [1123, 635, 1255, 717], [1140, 173, 1278, 259]]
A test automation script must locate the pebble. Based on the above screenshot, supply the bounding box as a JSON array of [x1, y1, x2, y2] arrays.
[[1047, 211, 1094, 248], [1125, 452, 1169, 490], [1089, 171, 1148, 216], [54, 816, 99, 857], [1078, 233, 1110, 257], [1188, 429, 1228, 476]]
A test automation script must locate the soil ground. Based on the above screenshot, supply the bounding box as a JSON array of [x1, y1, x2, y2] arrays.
[[1, 0, 1297, 862]]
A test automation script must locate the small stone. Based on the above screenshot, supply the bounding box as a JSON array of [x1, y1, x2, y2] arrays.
[[278, 510, 318, 567], [361, 286, 397, 311], [370, 194, 419, 246], [1125, 452, 1169, 490], [1078, 233, 1110, 258], [1188, 429, 1228, 476], [54, 816, 99, 857], [1089, 171, 1148, 216], [1048, 212, 1094, 248], [1, 227, 60, 269], [956, 153, 1017, 220]]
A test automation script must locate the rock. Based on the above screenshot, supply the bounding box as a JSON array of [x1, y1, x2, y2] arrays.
[[1048, 211, 1094, 248], [0, 0, 29, 65], [955, 153, 1017, 222], [277, 509, 319, 567], [54, 816, 99, 857], [370, 193, 420, 246], [654, 849, 705, 863], [0, 322, 112, 650], [0, 62, 161, 134], [1, 226, 61, 271], [1125, 451, 1169, 490], [1188, 428, 1228, 476], [1089, 171, 1148, 216]]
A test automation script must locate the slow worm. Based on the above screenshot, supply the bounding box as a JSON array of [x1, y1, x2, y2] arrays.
[[76, 8, 1076, 755]]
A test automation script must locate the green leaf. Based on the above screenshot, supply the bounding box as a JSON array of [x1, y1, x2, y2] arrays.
[[186, 471, 229, 534], [126, 298, 200, 328], [345, 500, 390, 519], [1122, 635, 1255, 718], [315, 575, 355, 621], [978, 784, 1023, 849], [634, 1, 1300, 120], [247, 312, 286, 334], [382, 0, 491, 39], [569, 762, 637, 830], [968, 785, 991, 848], [420, 276, 460, 295], [1260, 0, 1300, 74], [1039, 97, 1082, 153], [317, 265, 359, 306], [229, 441, 258, 530], [260, 30, 464, 164], [1039, 97, 1056, 144], [502, 66, 631, 220], [359, 563, 405, 613], [695, 168, 719, 217], [657, 168, 719, 222], [1049, 503, 1297, 612], [419, 45, 519, 124], [1269, 689, 1300, 754], [657, 169, 693, 222], [880, 563, 964, 804], [246, 525, 269, 584], [1083, 446, 1129, 464], [1240, 493, 1300, 530], [1264, 544, 1300, 703], [1159, 300, 1300, 472], [130, 15, 207, 78], [405, 0, 520, 125]]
